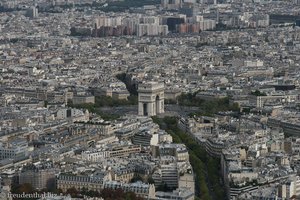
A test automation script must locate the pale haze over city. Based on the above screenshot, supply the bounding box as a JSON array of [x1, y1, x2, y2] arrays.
[[0, 0, 300, 199]]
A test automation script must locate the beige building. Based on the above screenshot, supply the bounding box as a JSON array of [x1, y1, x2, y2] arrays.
[[164, 88, 182, 100], [109, 145, 141, 158], [112, 90, 130, 100], [57, 172, 112, 193], [278, 176, 300, 199], [104, 181, 156, 199], [179, 172, 195, 194], [178, 116, 214, 134], [72, 95, 95, 105], [113, 170, 136, 183], [249, 94, 298, 108]]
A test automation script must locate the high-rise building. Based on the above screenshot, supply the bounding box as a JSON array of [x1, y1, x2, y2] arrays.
[[161, 0, 182, 9], [95, 16, 122, 28]]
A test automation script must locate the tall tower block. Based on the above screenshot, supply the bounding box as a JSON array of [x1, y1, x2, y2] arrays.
[[138, 82, 164, 116]]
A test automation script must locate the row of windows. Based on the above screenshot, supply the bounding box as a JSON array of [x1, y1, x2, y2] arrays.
[[58, 181, 102, 186], [104, 185, 149, 194], [110, 149, 140, 156], [0, 149, 17, 153]]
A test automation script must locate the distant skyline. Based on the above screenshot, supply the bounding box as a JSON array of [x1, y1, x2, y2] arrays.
[[0, 0, 300, 199]]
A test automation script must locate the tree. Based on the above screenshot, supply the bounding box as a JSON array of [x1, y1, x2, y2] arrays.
[[81, 187, 88, 196], [101, 188, 119, 199], [250, 90, 267, 96], [87, 190, 100, 197], [152, 116, 224, 200], [44, 100, 48, 108], [165, 99, 177, 104], [156, 182, 171, 192], [116, 73, 138, 96], [147, 176, 155, 184], [114, 188, 125, 199], [66, 187, 79, 198], [130, 175, 143, 183], [125, 191, 138, 200], [18, 183, 35, 194]]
